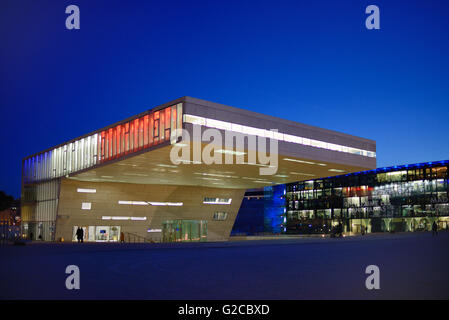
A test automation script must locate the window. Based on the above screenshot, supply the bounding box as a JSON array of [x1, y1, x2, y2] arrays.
[[305, 181, 314, 190], [81, 202, 91, 210], [203, 197, 232, 204], [154, 111, 160, 138], [147, 202, 183, 206], [102, 216, 147, 221], [118, 200, 148, 205], [213, 212, 228, 221], [77, 188, 96, 193], [72, 226, 119, 242], [94, 226, 120, 242], [377, 173, 387, 183], [118, 200, 183, 206], [434, 167, 447, 179]]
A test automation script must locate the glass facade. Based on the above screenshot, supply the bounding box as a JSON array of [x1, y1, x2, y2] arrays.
[[21, 103, 183, 240], [97, 103, 182, 164], [21, 221, 56, 241], [162, 220, 207, 242], [231, 186, 287, 236], [264, 185, 286, 234], [21, 179, 60, 241], [22, 103, 183, 184], [231, 191, 265, 236], [285, 161, 449, 234]]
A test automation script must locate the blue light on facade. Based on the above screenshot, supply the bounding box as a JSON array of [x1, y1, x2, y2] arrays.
[[263, 185, 286, 234]]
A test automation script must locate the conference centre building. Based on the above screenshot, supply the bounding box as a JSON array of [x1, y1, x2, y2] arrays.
[[21, 97, 377, 242]]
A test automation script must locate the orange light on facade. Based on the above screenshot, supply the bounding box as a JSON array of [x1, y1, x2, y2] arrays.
[[97, 105, 178, 164]]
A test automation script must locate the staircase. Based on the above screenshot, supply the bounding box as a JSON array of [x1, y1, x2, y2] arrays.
[[122, 232, 153, 243]]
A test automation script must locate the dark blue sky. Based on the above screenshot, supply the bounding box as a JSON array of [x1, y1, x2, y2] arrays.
[[1, 0, 448, 198]]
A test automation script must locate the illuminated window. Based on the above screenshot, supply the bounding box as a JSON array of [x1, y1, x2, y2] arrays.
[[213, 212, 228, 221], [147, 202, 183, 206], [77, 188, 96, 193], [81, 202, 91, 210], [102, 216, 147, 221], [118, 200, 148, 205], [203, 197, 232, 205], [118, 200, 183, 206]]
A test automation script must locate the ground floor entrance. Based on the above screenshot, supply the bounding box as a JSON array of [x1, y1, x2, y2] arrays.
[[161, 220, 207, 242], [22, 221, 55, 241], [72, 225, 121, 242]]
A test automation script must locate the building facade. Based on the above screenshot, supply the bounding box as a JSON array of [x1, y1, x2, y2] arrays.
[[21, 97, 376, 242], [284, 161, 449, 234]]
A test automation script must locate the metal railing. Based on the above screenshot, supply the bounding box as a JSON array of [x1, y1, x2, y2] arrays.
[[122, 232, 153, 243]]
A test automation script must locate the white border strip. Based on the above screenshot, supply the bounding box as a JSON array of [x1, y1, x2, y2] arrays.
[[184, 114, 376, 158]]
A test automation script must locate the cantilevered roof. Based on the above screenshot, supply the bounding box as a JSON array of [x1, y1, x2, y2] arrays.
[[24, 97, 376, 188]]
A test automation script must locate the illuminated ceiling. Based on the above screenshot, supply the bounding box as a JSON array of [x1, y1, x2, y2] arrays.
[[69, 143, 373, 189]]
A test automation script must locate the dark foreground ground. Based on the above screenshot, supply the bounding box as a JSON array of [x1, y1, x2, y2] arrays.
[[1, 232, 448, 299]]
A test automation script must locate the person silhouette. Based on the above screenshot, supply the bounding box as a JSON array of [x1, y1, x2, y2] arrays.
[[432, 221, 438, 236], [76, 227, 84, 242]]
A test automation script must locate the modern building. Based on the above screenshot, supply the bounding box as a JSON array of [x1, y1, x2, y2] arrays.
[[281, 160, 449, 235], [21, 97, 376, 242]]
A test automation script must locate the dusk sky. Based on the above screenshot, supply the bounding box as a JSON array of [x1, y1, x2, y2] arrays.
[[1, 0, 448, 198]]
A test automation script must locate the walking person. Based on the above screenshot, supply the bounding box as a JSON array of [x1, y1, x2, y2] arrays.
[[432, 221, 438, 236], [76, 227, 84, 243], [338, 222, 343, 237]]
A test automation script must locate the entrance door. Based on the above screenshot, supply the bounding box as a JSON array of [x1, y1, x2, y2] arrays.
[[72, 226, 88, 242], [162, 220, 207, 242], [95, 226, 110, 241], [72, 226, 121, 242]]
